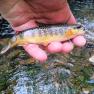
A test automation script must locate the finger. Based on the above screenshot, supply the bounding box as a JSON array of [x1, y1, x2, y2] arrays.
[[23, 44, 47, 63], [61, 41, 74, 54], [47, 41, 63, 53], [72, 36, 86, 47], [67, 11, 77, 24], [13, 20, 38, 32]]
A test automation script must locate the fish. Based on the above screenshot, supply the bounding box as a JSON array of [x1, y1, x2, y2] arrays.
[[0, 24, 85, 54]]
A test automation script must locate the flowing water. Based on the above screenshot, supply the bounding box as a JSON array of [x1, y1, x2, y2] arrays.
[[0, 0, 94, 94]]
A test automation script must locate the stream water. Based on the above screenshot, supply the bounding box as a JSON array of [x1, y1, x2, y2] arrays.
[[0, 0, 94, 94]]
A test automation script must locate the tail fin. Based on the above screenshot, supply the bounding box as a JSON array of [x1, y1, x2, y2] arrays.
[[0, 36, 17, 55], [0, 43, 11, 55]]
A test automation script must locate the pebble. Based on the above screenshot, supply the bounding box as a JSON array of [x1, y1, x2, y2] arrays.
[[89, 55, 94, 65], [82, 89, 90, 94], [87, 79, 94, 84]]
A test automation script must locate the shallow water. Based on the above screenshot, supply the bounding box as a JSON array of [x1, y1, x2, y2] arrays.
[[0, 1, 94, 94]]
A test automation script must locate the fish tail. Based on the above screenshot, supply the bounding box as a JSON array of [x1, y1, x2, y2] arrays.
[[0, 36, 17, 55], [0, 42, 16, 55], [0, 43, 11, 55]]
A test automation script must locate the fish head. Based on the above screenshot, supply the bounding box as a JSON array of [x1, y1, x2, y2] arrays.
[[72, 24, 85, 35], [65, 24, 85, 38]]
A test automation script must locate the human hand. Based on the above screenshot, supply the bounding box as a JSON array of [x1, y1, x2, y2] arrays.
[[0, 0, 86, 62]]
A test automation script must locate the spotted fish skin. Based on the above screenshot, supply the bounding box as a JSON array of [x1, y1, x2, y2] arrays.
[[0, 24, 85, 54], [15, 24, 85, 46]]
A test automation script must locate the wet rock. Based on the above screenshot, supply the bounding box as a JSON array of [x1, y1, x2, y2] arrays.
[[82, 89, 90, 94], [89, 55, 94, 65], [87, 79, 94, 84]]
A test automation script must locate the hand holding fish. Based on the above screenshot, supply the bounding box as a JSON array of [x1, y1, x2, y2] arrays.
[[0, 0, 86, 62]]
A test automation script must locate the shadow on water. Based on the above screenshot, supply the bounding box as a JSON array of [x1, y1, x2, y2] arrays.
[[0, 0, 94, 94]]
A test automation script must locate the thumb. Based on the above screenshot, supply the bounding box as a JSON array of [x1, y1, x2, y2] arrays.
[[12, 20, 38, 33]]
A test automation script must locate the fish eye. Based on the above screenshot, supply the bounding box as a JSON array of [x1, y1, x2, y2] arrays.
[[73, 23, 83, 29], [74, 25, 85, 32], [76, 25, 82, 29]]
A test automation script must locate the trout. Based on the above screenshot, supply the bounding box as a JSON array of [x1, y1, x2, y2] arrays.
[[0, 24, 85, 54]]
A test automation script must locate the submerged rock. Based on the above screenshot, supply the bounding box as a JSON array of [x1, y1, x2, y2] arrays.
[[87, 79, 94, 84], [89, 55, 94, 65]]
